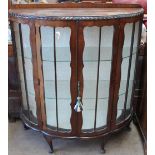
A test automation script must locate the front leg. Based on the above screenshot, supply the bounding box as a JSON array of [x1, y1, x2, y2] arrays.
[[125, 122, 132, 132], [23, 122, 30, 130], [101, 141, 106, 154], [100, 135, 109, 154], [43, 134, 54, 153]]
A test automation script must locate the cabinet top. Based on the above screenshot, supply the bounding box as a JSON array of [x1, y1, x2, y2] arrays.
[[9, 3, 144, 21]]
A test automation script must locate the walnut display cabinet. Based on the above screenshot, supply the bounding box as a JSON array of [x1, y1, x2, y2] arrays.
[[9, 3, 144, 153]]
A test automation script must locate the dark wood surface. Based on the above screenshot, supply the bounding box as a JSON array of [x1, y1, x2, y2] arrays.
[[9, 1, 21, 121], [134, 42, 147, 155], [110, 23, 125, 129], [8, 44, 21, 121], [9, 6, 143, 18]]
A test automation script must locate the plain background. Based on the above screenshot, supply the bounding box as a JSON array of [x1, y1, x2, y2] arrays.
[[0, 0, 154, 155]]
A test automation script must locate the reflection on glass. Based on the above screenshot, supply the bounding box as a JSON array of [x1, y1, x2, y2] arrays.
[[41, 26, 71, 130], [82, 26, 113, 130]]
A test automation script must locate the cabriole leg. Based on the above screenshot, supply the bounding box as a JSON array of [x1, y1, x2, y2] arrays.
[[101, 136, 108, 154], [23, 122, 30, 130], [43, 134, 54, 153], [101, 142, 106, 154], [125, 122, 132, 132]]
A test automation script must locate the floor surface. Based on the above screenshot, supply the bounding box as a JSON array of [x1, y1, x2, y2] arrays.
[[8, 121, 144, 155]]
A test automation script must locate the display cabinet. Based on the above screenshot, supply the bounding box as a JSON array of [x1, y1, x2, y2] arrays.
[[9, 3, 144, 153]]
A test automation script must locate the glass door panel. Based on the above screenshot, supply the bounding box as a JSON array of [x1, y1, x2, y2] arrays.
[[14, 22, 37, 123], [82, 26, 113, 130], [41, 26, 71, 130], [14, 22, 28, 111], [126, 22, 140, 114], [116, 23, 133, 121], [116, 21, 140, 122]]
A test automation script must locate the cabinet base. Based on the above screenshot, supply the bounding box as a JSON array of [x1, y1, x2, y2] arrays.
[[21, 114, 132, 153]]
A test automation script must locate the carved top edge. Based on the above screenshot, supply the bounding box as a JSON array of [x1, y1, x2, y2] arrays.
[[9, 9, 144, 21], [9, 8, 144, 21]]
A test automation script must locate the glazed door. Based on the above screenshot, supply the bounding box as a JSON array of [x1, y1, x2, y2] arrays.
[[12, 20, 79, 136], [35, 21, 78, 135], [76, 21, 115, 136]]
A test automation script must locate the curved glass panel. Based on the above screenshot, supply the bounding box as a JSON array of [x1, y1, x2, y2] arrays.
[[41, 26, 56, 128], [117, 21, 140, 121], [82, 26, 113, 130], [13, 23, 28, 111], [21, 24, 37, 121], [13, 23, 37, 122], [41, 26, 71, 130], [116, 57, 130, 120], [126, 22, 140, 113], [117, 94, 125, 121], [116, 23, 133, 121]]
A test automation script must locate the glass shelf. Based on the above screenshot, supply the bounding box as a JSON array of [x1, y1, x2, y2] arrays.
[[18, 51, 137, 63]]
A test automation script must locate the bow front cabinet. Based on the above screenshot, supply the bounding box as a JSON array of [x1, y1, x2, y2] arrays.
[[9, 3, 144, 153]]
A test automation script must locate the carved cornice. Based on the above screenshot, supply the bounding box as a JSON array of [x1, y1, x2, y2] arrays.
[[9, 9, 144, 21]]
